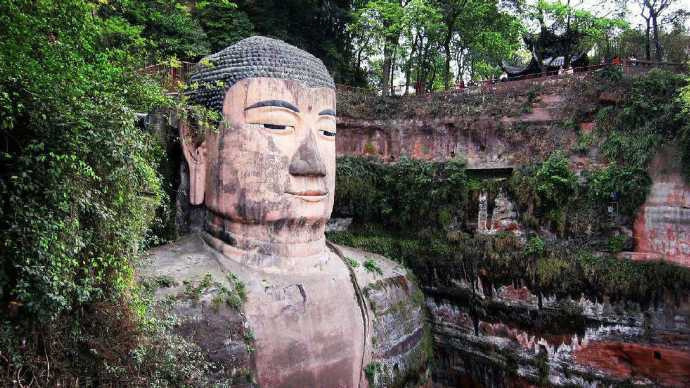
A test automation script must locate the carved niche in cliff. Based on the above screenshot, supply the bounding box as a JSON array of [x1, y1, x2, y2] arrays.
[[141, 37, 429, 387]]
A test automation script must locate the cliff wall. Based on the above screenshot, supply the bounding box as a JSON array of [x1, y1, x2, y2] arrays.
[[335, 78, 688, 269], [331, 73, 690, 387]]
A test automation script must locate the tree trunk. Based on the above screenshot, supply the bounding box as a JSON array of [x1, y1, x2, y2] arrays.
[[443, 32, 452, 90], [442, 8, 458, 91], [532, 45, 547, 76], [382, 43, 392, 96], [390, 45, 397, 96], [651, 11, 663, 62], [645, 18, 651, 60]]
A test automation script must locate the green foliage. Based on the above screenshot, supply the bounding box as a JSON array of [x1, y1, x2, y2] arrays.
[[509, 152, 579, 234], [587, 164, 651, 218], [607, 234, 627, 253], [335, 156, 469, 233], [384, 156, 468, 230], [525, 236, 545, 258], [184, 272, 248, 311], [600, 70, 688, 171], [194, 1, 254, 53], [363, 259, 384, 276], [0, 0, 170, 320], [329, 227, 690, 305], [596, 66, 624, 82], [572, 132, 593, 155], [1, 295, 222, 386], [534, 151, 577, 207], [334, 156, 389, 223], [679, 80, 690, 181], [240, 0, 361, 84], [351, 0, 522, 92], [510, 149, 651, 234], [364, 361, 383, 385], [183, 273, 215, 301], [344, 257, 361, 268], [103, 0, 211, 61]]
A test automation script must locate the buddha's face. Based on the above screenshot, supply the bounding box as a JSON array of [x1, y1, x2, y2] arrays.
[[197, 78, 336, 227]]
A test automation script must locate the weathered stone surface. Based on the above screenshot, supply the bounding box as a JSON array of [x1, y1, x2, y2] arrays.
[[573, 342, 690, 387], [334, 244, 431, 387], [326, 217, 353, 233], [630, 147, 690, 268], [139, 234, 255, 385], [141, 235, 430, 387], [478, 188, 523, 237], [335, 93, 575, 168], [427, 280, 690, 387]]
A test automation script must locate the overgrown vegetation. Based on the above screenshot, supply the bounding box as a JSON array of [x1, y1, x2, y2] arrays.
[[335, 156, 469, 233], [329, 228, 690, 308], [597, 69, 688, 175], [0, 1, 212, 384], [1, 0, 688, 384], [182, 272, 247, 311]]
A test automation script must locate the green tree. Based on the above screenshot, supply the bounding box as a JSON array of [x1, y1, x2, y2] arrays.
[[193, 1, 254, 52], [0, 0, 169, 319], [520, 0, 626, 72], [238, 0, 360, 84], [101, 0, 211, 62], [352, 0, 407, 95]]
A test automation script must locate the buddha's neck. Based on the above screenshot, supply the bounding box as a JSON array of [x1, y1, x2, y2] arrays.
[[203, 211, 327, 259]]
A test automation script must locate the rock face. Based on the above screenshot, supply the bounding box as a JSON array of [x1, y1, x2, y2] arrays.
[[335, 87, 573, 168], [630, 148, 690, 267], [140, 234, 429, 387], [139, 234, 255, 385], [332, 244, 431, 387], [427, 282, 690, 387]]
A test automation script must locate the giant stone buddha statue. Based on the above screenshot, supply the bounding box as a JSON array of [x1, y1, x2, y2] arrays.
[[141, 36, 429, 387]]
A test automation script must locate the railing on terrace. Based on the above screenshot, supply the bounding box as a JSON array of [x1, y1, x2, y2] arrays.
[[336, 60, 687, 100]]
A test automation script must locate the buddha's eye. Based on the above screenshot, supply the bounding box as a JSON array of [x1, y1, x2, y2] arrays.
[[319, 130, 336, 137], [259, 123, 294, 134]]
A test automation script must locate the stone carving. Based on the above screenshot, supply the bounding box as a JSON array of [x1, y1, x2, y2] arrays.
[[477, 187, 522, 237], [141, 37, 428, 387], [628, 146, 690, 267]]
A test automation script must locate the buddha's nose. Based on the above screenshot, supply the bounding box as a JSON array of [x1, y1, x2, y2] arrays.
[[289, 132, 327, 177]]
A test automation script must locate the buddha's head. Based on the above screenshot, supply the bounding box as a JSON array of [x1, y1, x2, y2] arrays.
[[181, 37, 336, 245]]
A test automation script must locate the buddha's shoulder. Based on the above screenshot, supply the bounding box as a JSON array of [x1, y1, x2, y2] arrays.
[[328, 243, 414, 287], [139, 233, 227, 289], [328, 243, 425, 314], [138, 234, 254, 382], [328, 243, 431, 384]]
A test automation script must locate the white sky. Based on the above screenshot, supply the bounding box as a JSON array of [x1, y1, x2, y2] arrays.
[[577, 0, 690, 29]]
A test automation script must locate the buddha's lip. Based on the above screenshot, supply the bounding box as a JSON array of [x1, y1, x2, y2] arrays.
[[286, 190, 328, 201]]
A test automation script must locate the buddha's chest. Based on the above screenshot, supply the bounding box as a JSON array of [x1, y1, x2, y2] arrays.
[[244, 269, 366, 388]]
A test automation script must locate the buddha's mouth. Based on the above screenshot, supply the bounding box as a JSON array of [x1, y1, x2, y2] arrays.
[[286, 190, 329, 202]]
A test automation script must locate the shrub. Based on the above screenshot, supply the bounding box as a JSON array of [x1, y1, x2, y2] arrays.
[[534, 151, 577, 207], [599, 69, 687, 171], [363, 259, 383, 276], [587, 164, 651, 218], [334, 156, 469, 233]]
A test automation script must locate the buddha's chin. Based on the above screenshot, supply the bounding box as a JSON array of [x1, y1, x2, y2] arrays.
[[264, 206, 331, 226]]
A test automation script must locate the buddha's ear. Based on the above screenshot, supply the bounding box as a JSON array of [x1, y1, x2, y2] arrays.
[[179, 120, 207, 205]]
